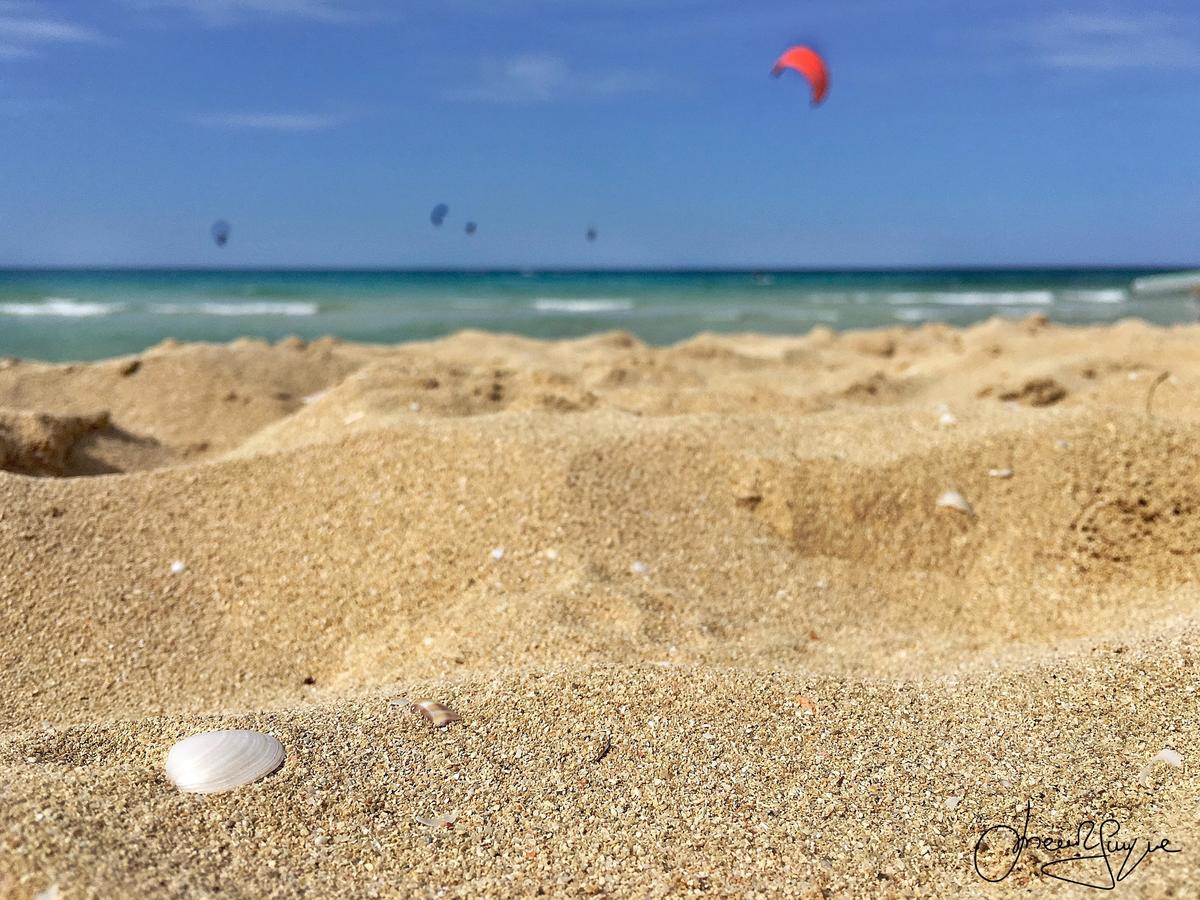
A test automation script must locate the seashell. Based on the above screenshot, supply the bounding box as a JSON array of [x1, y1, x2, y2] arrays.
[[938, 412, 957, 427], [412, 700, 461, 728], [936, 490, 973, 515], [988, 468, 1014, 479], [165, 730, 285, 794], [170, 560, 186, 575], [1137, 748, 1183, 786], [630, 561, 648, 574], [490, 547, 505, 560], [415, 812, 458, 828]]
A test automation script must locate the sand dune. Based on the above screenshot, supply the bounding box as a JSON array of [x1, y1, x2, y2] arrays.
[[2, 317, 1198, 896]]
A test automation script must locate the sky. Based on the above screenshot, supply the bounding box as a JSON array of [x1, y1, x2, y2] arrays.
[[0, 0, 1198, 268]]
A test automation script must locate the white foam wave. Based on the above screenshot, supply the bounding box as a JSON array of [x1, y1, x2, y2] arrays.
[[1133, 271, 1200, 294], [533, 298, 635, 313], [0, 298, 122, 318], [1061, 289, 1128, 303], [886, 291, 1055, 307], [150, 301, 319, 317]]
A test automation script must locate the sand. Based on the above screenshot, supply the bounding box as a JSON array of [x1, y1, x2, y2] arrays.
[[1, 317, 1198, 897]]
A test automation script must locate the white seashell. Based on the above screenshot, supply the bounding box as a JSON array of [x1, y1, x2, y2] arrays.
[[1137, 748, 1183, 786], [34, 885, 60, 900], [490, 547, 505, 560], [415, 812, 458, 828], [936, 490, 973, 515], [938, 412, 957, 427], [988, 468, 1014, 479], [1157, 748, 1183, 767], [630, 561, 648, 574], [165, 730, 284, 794], [545, 548, 559, 560], [170, 560, 186, 575]]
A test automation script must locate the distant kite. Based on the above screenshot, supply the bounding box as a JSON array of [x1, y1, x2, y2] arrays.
[[771, 46, 829, 106], [465, 221, 478, 236], [211, 220, 231, 248], [430, 203, 449, 227], [586, 226, 598, 242]]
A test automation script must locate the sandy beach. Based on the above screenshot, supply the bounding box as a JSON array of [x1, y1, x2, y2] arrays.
[[2, 317, 1198, 897]]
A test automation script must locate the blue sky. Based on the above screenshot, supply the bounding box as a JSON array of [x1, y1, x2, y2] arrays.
[[0, 0, 1198, 267]]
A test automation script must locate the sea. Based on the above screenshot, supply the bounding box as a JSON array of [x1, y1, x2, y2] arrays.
[[0, 268, 1195, 362]]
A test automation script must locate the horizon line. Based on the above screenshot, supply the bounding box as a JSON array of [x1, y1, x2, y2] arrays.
[[0, 264, 1195, 274]]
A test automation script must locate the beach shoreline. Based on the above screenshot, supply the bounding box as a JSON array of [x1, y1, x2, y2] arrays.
[[2, 318, 1198, 896]]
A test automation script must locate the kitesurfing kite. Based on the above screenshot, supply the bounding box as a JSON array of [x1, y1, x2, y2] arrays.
[[771, 46, 829, 107], [586, 226, 598, 242], [211, 220, 231, 248], [430, 203, 449, 227], [465, 221, 478, 236]]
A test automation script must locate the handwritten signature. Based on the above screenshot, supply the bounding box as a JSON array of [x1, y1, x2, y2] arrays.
[[973, 802, 1181, 890]]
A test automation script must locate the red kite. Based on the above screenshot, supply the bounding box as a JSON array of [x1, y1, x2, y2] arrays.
[[772, 46, 829, 107]]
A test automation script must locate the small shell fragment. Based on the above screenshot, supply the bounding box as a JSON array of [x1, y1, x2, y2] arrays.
[[412, 700, 461, 728], [170, 560, 186, 575], [630, 561, 648, 574], [490, 547, 505, 560], [938, 412, 958, 427], [165, 730, 284, 794], [415, 812, 458, 828], [936, 490, 974, 515], [1137, 748, 1183, 786], [988, 468, 1014, 479]]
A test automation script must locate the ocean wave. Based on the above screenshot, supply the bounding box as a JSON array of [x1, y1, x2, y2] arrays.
[[149, 302, 319, 317], [533, 298, 635, 314], [1132, 271, 1200, 294], [1060, 289, 1128, 303], [886, 291, 1055, 307], [0, 298, 122, 318]]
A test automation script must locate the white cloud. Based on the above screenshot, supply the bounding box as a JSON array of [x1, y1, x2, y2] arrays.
[[0, 5, 102, 60], [1030, 11, 1200, 70], [443, 53, 660, 103], [127, 0, 364, 24], [191, 112, 341, 131]]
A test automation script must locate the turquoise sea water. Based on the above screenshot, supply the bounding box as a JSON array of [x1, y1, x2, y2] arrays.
[[0, 268, 1195, 362]]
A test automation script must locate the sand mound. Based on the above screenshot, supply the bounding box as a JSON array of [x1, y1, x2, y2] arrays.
[[2, 318, 1198, 897], [0, 408, 112, 476]]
